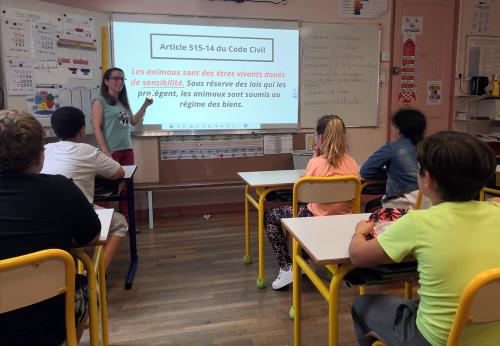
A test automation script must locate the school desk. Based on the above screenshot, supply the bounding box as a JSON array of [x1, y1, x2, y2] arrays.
[[94, 165, 138, 289], [281, 213, 370, 346], [237, 169, 304, 288], [72, 208, 113, 346]]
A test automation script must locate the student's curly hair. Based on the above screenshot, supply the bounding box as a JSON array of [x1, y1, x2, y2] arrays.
[[316, 115, 347, 168], [417, 131, 496, 201], [51, 106, 85, 140], [0, 110, 44, 173]]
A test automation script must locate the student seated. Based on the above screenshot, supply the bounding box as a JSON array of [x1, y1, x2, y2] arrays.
[[361, 108, 428, 210], [0, 110, 101, 345], [348, 131, 500, 346], [42, 106, 128, 270], [265, 115, 360, 289]]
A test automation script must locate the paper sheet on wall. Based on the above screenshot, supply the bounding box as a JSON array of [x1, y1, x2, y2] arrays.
[[339, 0, 387, 18], [26, 84, 61, 117], [4, 57, 34, 95], [70, 88, 82, 110], [1, 17, 32, 57], [33, 59, 66, 84], [59, 88, 72, 107], [426, 80, 442, 105], [62, 13, 95, 41], [57, 43, 98, 69], [305, 133, 315, 151], [32, 23, 57, 59], [264, 134, 293, 154], [472, 0, 490, 34], [160, 135, 264, 160], [80, 88, 92, 116], [1, 6, 58, 25], [402, 16, 423, 39]]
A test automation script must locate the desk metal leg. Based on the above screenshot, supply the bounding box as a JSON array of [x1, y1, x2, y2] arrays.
[[292, 239, 302, 346], [147, 191, 154, 230], [327, 264, 352, 346], [243, 185, 252, 264], [125, 178, 138, 289], [256, 190, 269, 289]]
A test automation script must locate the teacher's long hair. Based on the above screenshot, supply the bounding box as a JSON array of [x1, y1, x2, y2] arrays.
[[100, 67, 132, 114], [316, 115, 347, 168]]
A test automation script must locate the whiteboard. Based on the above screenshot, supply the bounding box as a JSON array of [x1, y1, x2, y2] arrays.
[[300, 23, 380, 128]]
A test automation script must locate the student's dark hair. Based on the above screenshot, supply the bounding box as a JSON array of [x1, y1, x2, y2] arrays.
[[51, 106, 85, 140], [416, 131, 496, 202], [100, 67, 132, 114], [0, 110, 44, 173], [392, 108, 427, 145]]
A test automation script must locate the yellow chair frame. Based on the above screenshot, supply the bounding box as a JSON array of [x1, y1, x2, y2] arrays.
[[0, 249, 77, 346], [447, 267, 500, 346], [72, 246, 108, 346], [290, 176, 362, 301], [292, 175, 362, 217], [479, 187, 500, 201]]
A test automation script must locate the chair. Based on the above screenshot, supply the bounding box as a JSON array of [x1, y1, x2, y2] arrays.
[[447, 267, 500, 346], [292, 175, 362, 217], [0, 249, 77, 346], [370, 268, 500, 346], [479, 187, 500, 201], [292, 175, 363, 290]]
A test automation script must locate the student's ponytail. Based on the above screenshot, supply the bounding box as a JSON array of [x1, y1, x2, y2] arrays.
[[317, 115, 347, 168]]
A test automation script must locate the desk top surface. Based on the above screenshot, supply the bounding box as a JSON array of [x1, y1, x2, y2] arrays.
[[237, 169, 304, 187], [123, 165, 137, 179], [96, 208, 113, 242], [281, 213, 370, 264]]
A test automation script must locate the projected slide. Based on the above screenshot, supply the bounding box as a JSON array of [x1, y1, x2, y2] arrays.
[[112, 19, 299, 130]]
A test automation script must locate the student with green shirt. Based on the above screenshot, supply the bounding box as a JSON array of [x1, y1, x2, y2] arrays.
[[348, 131, 500, 346]]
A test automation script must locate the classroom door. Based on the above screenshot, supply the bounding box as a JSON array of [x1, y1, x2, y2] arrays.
[[390, 0, 458, 136]]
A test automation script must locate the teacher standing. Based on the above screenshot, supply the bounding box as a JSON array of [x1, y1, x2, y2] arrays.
[[92, 67, 153, 220]]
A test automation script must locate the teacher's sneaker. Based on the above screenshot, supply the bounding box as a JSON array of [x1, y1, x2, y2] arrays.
[[272, 267, 293, 290]]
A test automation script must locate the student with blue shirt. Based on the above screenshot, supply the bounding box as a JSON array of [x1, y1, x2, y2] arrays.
[[349, 131, 500, 346], [361, 109, 428, 210]]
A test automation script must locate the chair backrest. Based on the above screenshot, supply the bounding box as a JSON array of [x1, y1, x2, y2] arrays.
[[479, 187, 500, 201], [415, 190, 423, 210], [0, 249, 77, 346], [292, 175, 362, 217], [447, 268, 500, 346]]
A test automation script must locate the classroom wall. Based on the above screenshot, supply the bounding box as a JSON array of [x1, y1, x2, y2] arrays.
[[453, 0, 500, 131], [42, 0, 393, 164], [2, 0, 394, 214], [0, 0, 107, 127]]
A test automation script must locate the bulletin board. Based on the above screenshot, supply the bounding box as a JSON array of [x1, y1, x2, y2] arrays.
[[0, 1, 106, 129]]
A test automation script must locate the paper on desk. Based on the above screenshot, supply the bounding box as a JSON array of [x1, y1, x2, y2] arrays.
[[95, 208, 113, 242]]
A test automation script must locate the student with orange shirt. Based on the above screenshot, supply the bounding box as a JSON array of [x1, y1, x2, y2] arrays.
[[264, 115, 360, 289]]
